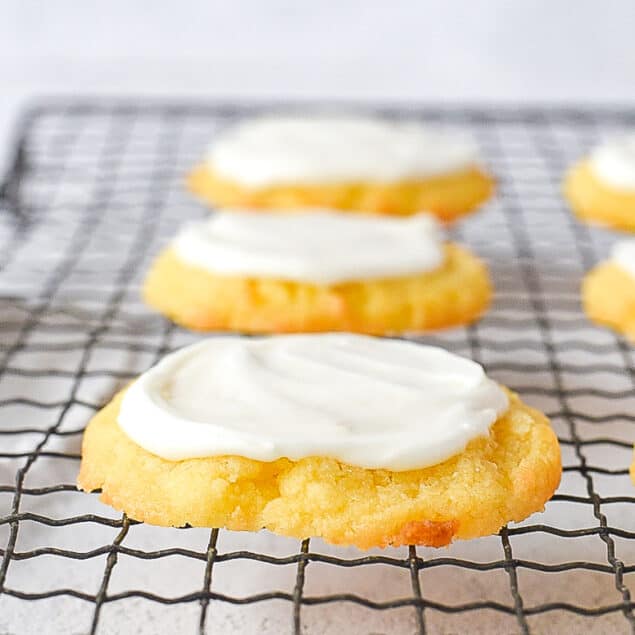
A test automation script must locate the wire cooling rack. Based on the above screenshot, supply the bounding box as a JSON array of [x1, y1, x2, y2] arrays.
[[1, 101, 635, 635]]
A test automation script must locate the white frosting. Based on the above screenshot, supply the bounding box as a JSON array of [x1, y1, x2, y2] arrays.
[[172, 209, 444, 284], [117, 335, 509, 471], [611, 240, 635, 279], [207, 116, 479, 187], [589, 136, 635, 191]]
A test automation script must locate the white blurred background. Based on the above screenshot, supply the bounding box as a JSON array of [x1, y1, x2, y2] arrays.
[[2, 1, 635, 114], [1, 1, 635, 172]]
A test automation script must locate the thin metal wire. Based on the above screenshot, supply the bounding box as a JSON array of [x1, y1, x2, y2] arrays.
[[500, 527, 529, 634], [292, 538, 311, 633], [407, 545, 426, 634], [198, 528, 220, 635], [1, 102, 635, 635], [85, 111, 185, 632], [0, 112, 134, 593], [90, 515, 131, 633]]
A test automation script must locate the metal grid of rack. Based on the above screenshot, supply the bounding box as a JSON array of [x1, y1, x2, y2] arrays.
[[0, 102, 635, 634]]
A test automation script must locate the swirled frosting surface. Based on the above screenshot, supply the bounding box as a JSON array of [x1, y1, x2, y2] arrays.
[[118, 335, 509, 471], [207, 115, 480, 187], [172, 209, 444, 284]]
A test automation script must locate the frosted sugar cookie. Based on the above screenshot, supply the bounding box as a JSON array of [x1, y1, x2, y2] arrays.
[[583, 240, 635, 340], [565, 136, 635, 231], [188, 116, 494, 221], [78, 334, 561, 549], [143, 209, 492, 334]]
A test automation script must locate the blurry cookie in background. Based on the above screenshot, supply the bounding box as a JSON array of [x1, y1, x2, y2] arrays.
[[142, 209, 492, 334], [583, 239, 635, 340], [565, 136, 635, 231], [188, 115, 494, 222]]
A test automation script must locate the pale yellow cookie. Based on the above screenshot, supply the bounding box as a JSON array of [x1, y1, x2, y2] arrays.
[[188, 165, 494, 223], [78, 389, 561, 549], [582, 261, 635, 340], [142, 244, 492, 334], [565, 161, 635, 231]]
